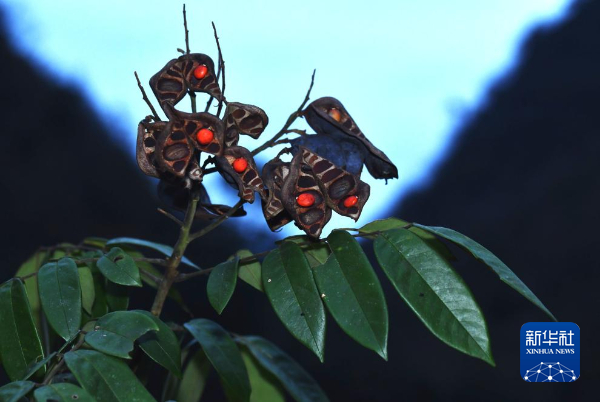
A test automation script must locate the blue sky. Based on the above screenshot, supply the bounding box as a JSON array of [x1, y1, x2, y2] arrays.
[[2, 0, 570, 238]]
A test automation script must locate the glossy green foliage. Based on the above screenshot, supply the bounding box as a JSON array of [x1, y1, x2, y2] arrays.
[[14, 250, 48, 333], [414, 224, 556, 320], [175, 349, 211, 402], [78, 266, 95, 316], [34, 383, 95, 402], [0, 381, 35, 402], [85, 311, 159, 359], [314, 231, 388, 360], [107, 237, 200, 269], [374, 229, 494, 365], [97, 247, 142, 287], [241, 336, 328, 402], [185, 319, 250, 402], [64, 349, 155, 401], [0, 280, 44, 381], [38, 258, 82, 340], [241, 349, 285, 402], [136, 310, 182, 377], [262, 242, 326, 361], [207, 257, 239, 314], [236, 250, 263, 292]]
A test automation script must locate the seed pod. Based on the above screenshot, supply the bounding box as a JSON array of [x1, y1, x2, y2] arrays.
[[281, 152, 331, 238], [164, 105, 225, 156], [303, 97, 398, 180], [136, 119, 166, 178], [300, 147, 370, 221], [154, 121, 195, 178], [222, 102, 269, 147], [261, 158, 293, 231], [215, 146, 265, 203], [150, 53, 222, 111]]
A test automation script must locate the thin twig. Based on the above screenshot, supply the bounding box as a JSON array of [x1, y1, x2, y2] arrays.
[[42, 334, 86, 385], [205, 22, 226, 116], [134, 71, 161, 121], [158, 208, 184, 227], [251, 69, 316, 156], [189, 199, 245, 242], [183, 4, 190, 55]]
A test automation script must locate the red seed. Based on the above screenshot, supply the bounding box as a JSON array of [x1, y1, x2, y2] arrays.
[[328, 108, 342, 122], [233, 158, 248, 173], [297, 193, 315, 207], [193, 65, 208, 79], [196, 128, 214, 145], [343, 195, 358, 208]]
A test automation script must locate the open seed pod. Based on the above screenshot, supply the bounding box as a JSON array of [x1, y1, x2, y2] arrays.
[[150, 53, 222, 111], [164, 105, 225, 156], [215, 146, 265, 203], [222, 102, 269, 147], [136, 118, 166, 179], [158, 181, 246, 221], [281, 152, 332, 238], [300, 147, 370, 221], [261, 158, 293, 231], [303, 97, 398, 180]]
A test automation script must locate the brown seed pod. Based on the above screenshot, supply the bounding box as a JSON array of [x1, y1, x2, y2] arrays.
[[215, 146, 265, 203], [164, 105, 225, 156], [281, 152, 331, 238], [261, 158, 293, 231], [149, 53, 222, 111], [136, 119, 166, 179], [300, 147, 370, 221], [222, 102, 269, 147], [303, 97, 398, 180], [154, 121, 195, 178]]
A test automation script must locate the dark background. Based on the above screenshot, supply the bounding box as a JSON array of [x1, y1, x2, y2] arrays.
[[0, 0, 598, 400]]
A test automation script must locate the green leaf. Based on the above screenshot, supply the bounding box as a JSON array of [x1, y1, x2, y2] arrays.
[[360, 218, 455, 261], [15, 250, 49, 333], [241, 336, 328, 402], [413, 224, 556, 320], [97, 247, 142, 287], [241, 348, 285, 402], [374, 229, 495, 365], [107, 237, 200, 269], [106, 280, 129, 311], [64, 349, 155, 401], [184, 319, 250, 402], [0, 381, 35, 402], [236, 250, 263, 292], [314, 230, 388, 360], [262, 242, 326, 362], [84, 311, 159, 359], [207, 258, 239, 314], [176, 349, 211, 402], [135, 310, 182, 378], [78, 266, 95, 316], [38, 258, 82, 341], [280, 236, 330, 268], [0, 279, 45, 380], [82, 236, 108, 249], [22, 351, 56, 381], [91, 273, 108, 318], [34, 383, 94, 402]]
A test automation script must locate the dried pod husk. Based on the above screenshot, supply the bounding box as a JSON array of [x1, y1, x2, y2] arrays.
[[222, 102, 269, 147], [261, 158, 293, 231], [164, 105, 225, 156], [150, 53, 222, 111], [290, 133, 365, 175], [158, 181, 246, 221], [303, 97, 398, 180], [281, 152, 331, 238], [215, 146, 265, 203], [300, 147, 370, 221], [154, 121, 195, 178], [136, 119, 166, 178]]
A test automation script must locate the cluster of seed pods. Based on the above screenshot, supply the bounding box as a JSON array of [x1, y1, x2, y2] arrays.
[[136, 51, 397, 237], [136, 52, 269, 219]]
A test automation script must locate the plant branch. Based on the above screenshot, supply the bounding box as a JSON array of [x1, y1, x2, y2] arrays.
[[42, 333, 86, 385], [205, 22, 226, 116], [151, 189, 201, 316], [251, 69, 316, 156], [183, 4, 190, 55], [134, 71, 161, 121], [157, 208, 184, 227], [188, 199, 245, 242]]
